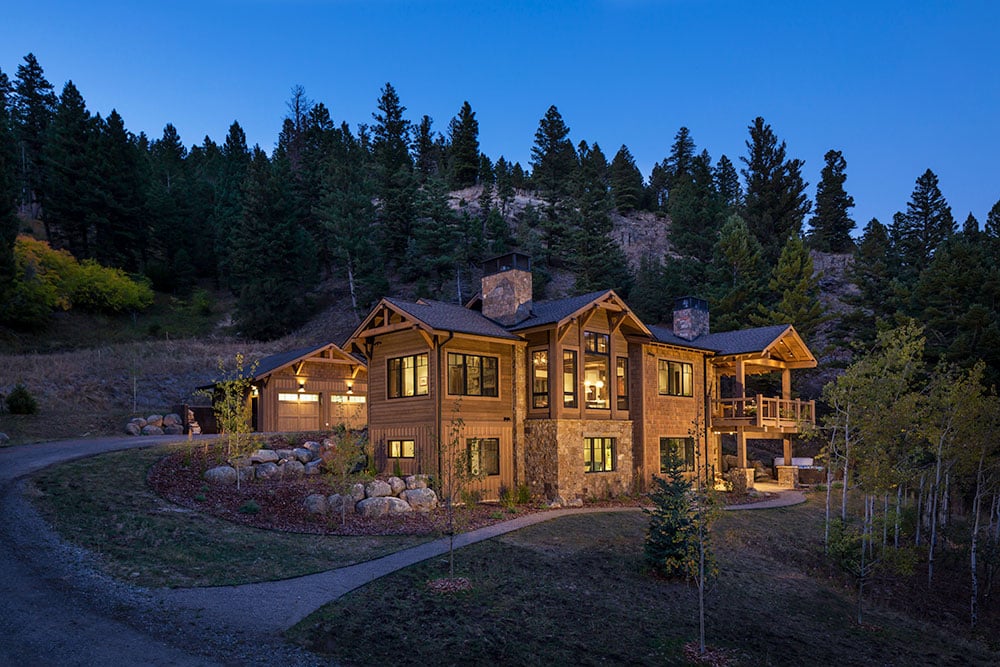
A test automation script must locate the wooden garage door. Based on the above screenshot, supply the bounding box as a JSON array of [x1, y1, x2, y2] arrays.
[[277, 393, 320, 432]]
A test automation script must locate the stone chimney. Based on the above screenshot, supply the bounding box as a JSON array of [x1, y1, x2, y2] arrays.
[[481, 252, 532, 326], [672, 296, 709, 341]]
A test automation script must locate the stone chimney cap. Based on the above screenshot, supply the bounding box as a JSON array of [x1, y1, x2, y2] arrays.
[[482, 252, 531, 277], [674, 296, 708, 312]]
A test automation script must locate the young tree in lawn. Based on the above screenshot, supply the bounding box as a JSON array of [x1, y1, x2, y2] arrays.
[[437, 403, 485, 580], [322, 425, 369, 526], [807, 149, 856, 252], [211, 352, 258, 490]]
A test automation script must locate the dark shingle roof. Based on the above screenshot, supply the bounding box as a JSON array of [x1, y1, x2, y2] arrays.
[[506, 291, 611, 331], [648, 323, 792, 356], [385, 298, 521, 340], [253, 344, 330, 378]]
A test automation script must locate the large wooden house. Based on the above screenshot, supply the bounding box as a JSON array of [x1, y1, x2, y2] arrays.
[[344, 252, 818, 501]]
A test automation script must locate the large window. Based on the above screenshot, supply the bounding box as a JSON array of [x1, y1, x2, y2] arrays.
[[467, 437, 500, 476], [388, 439, 415, 459], [563, 350, 577, 408], [657, 360, 693, 397], [660, 437, 695, 472], [584, 332, 610, 409], [584, 437, 616, 473], [448, 353, 498, 397], [532, 350, 549, 408], [388, 353, 428, 398], [616, 356, 629, 410]]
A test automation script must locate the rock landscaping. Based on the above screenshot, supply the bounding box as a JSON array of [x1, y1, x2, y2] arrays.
[[124, 408, 200, 436]]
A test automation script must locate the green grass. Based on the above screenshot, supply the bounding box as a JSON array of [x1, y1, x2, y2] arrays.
[[288, 500, 1000, 666], [29, 444, 429, 588]]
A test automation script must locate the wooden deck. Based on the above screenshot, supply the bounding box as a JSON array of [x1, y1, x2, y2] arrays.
[[711, 395, 815, 431]]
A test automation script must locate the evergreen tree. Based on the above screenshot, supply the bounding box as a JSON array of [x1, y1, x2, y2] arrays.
[[713, 154, 741, 211], [494, 155, 515, 218], [629, 255, 670, 324], [892, 169, 955, 278], [753, 234, 827, 342], [230, 147, 316, 339], [413, 114, 441, 182], [43, 81, 97, 258], [0, 72, 19, 321], [407, 177, 464, 290], [12, 53, 57, 218], [448, 101, 479, 189], [144, 123, 192, 290], [609, 144, 644, 213], [572, 141, 631, 294], [664, 126, 696, 192], [529, 105, 577, 205], [843, 218, 901, 346], [961, 212, 979, 239], [808, 149, 855, 252], [740, 117, 811, 263], [667, 149, 725, 262], [371, 83, 415, 255], [92, 110, 146, 270], [711, 214, 766, 331], [212, 121, 251, 287], [985, 199, 1000, 245], [644, 452, 693, 576]]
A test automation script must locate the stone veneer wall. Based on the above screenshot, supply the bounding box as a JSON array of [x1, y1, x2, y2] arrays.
[[524, 419, 634, 501]]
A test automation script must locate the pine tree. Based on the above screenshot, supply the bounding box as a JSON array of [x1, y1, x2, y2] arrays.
[[740, 117, 811, 263], [668, 150, 725, 262], [572, 142, 631, 294], [808, 149, 855, 252], [529, 105, 577, 205], [664, 126, 696, 192], [43, 81, 97, 258], [711, 214, 766, 331], [371, 83, 415, 255], [408, 177, 463, 290], [629, 255, 669, 324], [92, 109, 146, 270], [644, 452, 693, 576], [0, 71, 19, 320], [985, 199, 1000, 244], [144, 123, 193, 291], [212, 121, 251, 287], [12, 53, 57, 218], [714, 154, 741, 210], [609, 144, 644, 213], [753, 235, 827, 342], [961, 212, 979, 239], [892, 169, 955, 278], [448, 101, 479, 189], [413, 115, 441, 182], [494, 156, 515, 218]]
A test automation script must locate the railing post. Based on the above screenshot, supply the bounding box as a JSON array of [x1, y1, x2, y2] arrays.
[[756, 394, 763, 427]]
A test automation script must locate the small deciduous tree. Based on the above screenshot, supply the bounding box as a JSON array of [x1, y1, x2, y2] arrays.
[[322, 425, 368, 526], [210, 353, 258, 489], [436, 403, 485, 580]]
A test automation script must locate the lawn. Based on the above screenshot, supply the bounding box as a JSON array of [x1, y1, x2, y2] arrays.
[[28, 444, 430, 587], [288, 502, 1000, 666]]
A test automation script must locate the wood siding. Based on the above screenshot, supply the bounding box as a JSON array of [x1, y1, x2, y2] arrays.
[[257, 359, 367, 432]]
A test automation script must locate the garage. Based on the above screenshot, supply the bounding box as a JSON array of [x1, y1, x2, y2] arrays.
[[276, 392, 321, 431]]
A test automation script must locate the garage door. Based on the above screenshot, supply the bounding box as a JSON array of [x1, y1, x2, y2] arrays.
[[277, 393, 320, 431]]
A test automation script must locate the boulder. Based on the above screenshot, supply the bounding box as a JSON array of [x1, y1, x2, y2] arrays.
[[129, 417, 147, 428], [255, 462, 280, 480], [275, 449, 295, 461], [356, 496, 412, 518], [162, 413, 183, 427], [388, 476, 406, 496], [722, 454, 739, 472], [302, 440, 322, 454], [327, 493, 352, 514], [251, 449, 279, 464], [281, 460, 305, 479], [141, 425, 164, 436], [124, 422, 142, 436], [564, 498, 584, 508], [292, 447, 314, 463], [303, 494, 328, 515], [405, 474, 429, 490], [547, 496, 564, 509], [204, 465, 237, 485], [304, 459, 324, 476], [350, 483, 365, 503], [0, 432, 9, 446], [163, 424, 184, 435], [365, 479, 393, 498], [146, 414, 164, 428], [235, 464, 255, 483], [402, 488, 438, 512]]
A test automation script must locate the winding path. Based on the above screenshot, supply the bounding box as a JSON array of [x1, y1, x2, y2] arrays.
[[0, 436, 806, 665]]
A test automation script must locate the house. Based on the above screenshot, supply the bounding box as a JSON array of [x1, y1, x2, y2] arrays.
[[344, 252, 817, 501], [243, 343, 368, 432]]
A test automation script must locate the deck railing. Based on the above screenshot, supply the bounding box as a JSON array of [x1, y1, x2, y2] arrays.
[[711, 395, 815, 430]]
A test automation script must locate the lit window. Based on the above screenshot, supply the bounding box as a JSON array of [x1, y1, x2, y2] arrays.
[[278, 393, 319, 402], [388, 354, 428, 398], [388, 439, 415, 458], [563, 350, 577, 408], [447, 353, 499, 397], [584, 332, 610, 408], [532, 350, 549, 408], [467, 438, 500, 476], [331, 395, 366, 403], [657, 360, 693, 397], [660, 437, 695, 472], [616, 356, 629, 410], [584, 437, 616, 473]]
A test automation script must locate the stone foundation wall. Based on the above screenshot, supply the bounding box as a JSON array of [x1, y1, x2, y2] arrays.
[[524, 419, 634, 502]]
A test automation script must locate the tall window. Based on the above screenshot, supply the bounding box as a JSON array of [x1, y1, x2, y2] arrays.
[[448, 353, 498, 396], [388, 354, 429, 398], [563, 350, 577, 408], [584, 332, 610, 409], [467, 437, 500, 476], [584, 437, 616, 472], [532, 350, 549, 408], [616, 357, 629, 410], [660, 437, 694, 472], [657, 360, 693, 397], [388, 439, 415, 458]]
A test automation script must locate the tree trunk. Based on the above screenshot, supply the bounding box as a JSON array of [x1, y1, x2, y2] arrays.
[[929, 435, 946, 587], [825, 462, 833, 553], [882, 494, 889, 553], [895, 485, 902, 549], [841, 419, 851, 523], [346, 255, 360, 324], [916, 474, 925, 547], [971, 462, 983, 629]]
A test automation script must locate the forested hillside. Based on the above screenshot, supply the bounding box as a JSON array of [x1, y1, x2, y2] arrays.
[[1, 52, 999, 389]]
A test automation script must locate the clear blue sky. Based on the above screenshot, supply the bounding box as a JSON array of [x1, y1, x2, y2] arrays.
[[3, 0, 998, 230]]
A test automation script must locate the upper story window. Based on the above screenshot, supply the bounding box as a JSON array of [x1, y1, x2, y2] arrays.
[[616, 357, 629, 410], [584, 332, 610, 409], [388, 353, 428, 398], [531, 349, 549, 409], [563, 350, 577, 408], [657, 359, 693, 397], [447, 353, 498, 397]]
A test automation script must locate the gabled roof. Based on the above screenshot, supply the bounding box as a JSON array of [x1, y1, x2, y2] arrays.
[[253, 342, 366, 379], [383, 297, 521, 340], [649, 323, 816, 368], [506, 290, 650, 337]]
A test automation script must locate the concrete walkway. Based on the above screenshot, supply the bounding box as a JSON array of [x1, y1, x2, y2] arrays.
[[723, 483, 808, 510]]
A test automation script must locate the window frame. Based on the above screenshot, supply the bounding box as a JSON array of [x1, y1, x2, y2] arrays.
[[584, 436, 616, 473], [563, 349, 578, 408], [387, 353, 429, 399], [657, 359, 694, 397], [467, 437, 501, 476], [616, 356, 629, 410], [531, 349, 549, 409], [583, 331, 610, 409], [388, 438, 415, 459], [447, 352, 499, 397], [659, 437, 695, 473]]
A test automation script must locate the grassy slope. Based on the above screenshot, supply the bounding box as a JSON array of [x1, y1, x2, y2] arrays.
[[29, 444, 429, 587], [288, 501, 1000, 666]]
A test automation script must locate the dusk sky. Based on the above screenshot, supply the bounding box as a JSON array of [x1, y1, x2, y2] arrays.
[[4, 0, 998, 231]]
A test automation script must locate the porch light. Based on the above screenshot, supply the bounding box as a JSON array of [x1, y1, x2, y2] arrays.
[[251, 386, 259, 397], [298, 381, 306, 393], [346, 382, 353, 394]]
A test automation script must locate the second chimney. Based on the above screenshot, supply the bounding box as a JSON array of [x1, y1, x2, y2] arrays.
[[481, 252, 532, 326], [672, 296, 709, 341]]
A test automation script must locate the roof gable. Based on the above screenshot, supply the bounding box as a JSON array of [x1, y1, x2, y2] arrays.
[[253, 342, 366, 380], [507, 290, 650, 336]]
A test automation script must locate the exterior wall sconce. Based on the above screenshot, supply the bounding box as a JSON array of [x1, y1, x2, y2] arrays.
[[346, 382, 353, 395], [298, 381, 306, 393]]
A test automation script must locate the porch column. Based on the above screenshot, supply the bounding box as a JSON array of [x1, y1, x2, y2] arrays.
[[781, 368, 791, 400], [735, 359, 746, 398], [737, 430, 747, 468], [782, 437, 792, 467]]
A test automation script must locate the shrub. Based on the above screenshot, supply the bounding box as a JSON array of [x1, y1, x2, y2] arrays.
[[190, 288, 214, 316], [515, 484, 532, 505], [238, 500, 260, 514], [460, 489, 482, 507], [724, 468, 748, 497], [70, 260, 154, 313], [6, 383, 38, 415]]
